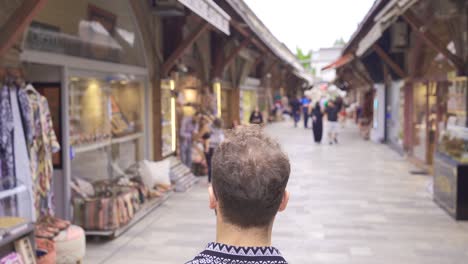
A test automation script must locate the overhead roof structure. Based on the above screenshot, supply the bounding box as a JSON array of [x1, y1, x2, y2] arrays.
[[178, 0, 231, 35], [225, 0, 314, 85], [321, 53, 355, 71]]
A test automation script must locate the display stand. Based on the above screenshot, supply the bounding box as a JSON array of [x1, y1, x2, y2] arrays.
[[0, 181, 36, 259], [433, 152, 468, 220], [84, 191, 172, 238], [170, 158, 199, 192], [0, 223, 35, 258]]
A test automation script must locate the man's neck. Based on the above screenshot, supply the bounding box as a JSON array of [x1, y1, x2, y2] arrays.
[[216, 220, 272, 247]]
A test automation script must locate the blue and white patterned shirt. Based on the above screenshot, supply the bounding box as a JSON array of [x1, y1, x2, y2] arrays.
[[186, 242, 288, 264]]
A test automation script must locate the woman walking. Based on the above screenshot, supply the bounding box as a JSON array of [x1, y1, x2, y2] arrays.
[[311, 102, 323, 143]]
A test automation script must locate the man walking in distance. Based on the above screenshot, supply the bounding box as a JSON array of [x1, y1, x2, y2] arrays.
[[186, 125, 290, 264], [290, 96, 301, 128], [301, 95, 311, 128], [325, 100, 340, 145]]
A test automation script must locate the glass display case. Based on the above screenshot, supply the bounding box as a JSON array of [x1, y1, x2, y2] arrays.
[[437, 77, 468, 163], [69, 74, 145, 181], [434, 77, 468, 220]]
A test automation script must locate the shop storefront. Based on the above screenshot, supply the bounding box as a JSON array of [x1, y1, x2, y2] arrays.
[[386, 80, 404, 151], [370, 84, 385, 142], [14, 0, 165, 237], [434, 77, 468, 220], [240, 77, 260, 124]]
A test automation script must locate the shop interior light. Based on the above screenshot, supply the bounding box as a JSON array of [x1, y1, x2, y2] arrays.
[[214, 82, 222, 118], [170, 80, 176, 152]]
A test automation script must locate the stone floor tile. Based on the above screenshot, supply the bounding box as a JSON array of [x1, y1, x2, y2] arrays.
[[86, 122, 468, 264]]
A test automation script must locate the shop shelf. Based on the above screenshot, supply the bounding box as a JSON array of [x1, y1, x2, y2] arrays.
[[0, 185, 27, 200], [110, 133, 144, 145], [72, 133, 143, 154], [73, 140, 111, 154], [0, 222, 34, 249]]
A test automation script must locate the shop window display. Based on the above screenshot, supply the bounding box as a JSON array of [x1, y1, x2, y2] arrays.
[[161, 80, 174, 157], [69, 75, 145, 181], [241, 90, 258, 124], [438, 77, 468, 163], [23, 0, 145, 66]]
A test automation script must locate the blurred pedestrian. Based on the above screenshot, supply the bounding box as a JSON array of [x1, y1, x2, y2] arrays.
[[249, 106, 264, 125], [311, 102, 323, 143], [325, 100, 339, 145], [301, 95, 311, 128], [205, 118, 224, 183], [289, 96, 301, 128], [180, 114, 199, 168]]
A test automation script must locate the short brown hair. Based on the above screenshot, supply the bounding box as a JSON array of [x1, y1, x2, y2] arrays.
[[212, 125, 290, 228]]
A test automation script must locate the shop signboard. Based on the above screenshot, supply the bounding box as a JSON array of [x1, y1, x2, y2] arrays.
[[178, 0, 230, 35]]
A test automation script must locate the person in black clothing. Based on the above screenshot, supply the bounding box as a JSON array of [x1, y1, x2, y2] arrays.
[[249, 106, 264, 125], [325, 100, 340, 144], [289, 97, 301, 128], [311, 102, 323, 143]]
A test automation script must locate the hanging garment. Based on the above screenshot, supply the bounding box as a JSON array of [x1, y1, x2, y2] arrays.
[[27, 86, 60, 216], [10, 86, 35, 220], [0, 86, 14, 188], [0, 86, 16, 217]]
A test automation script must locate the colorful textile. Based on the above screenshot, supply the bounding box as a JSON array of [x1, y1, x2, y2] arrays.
[[0, 86, 14, 189], [0, 252, 24, 264], [10, 87, 34, 220], [27, 88, 60, 216], [0, 85, 35, 178], [186, 242, 288, 264]]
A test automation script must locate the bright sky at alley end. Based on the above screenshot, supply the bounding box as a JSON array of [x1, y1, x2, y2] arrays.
[[243, 0, 376, 52]]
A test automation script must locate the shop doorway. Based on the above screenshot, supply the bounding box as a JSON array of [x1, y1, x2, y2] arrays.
[[412, 82, 438, 166]]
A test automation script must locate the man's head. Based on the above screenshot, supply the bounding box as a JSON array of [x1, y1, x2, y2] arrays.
[[209, 125, 290, 229]]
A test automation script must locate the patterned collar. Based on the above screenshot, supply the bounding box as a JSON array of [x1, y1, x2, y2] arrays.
[[186, 242, 288, 264], [205, 242, 283, 257]]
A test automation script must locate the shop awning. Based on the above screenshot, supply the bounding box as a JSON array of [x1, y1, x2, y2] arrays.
[[294, 69, 314, 84], [321, 53, 354, 71], [178, 0, 231, 35], [226, 0, 314, 85], [355, 0, 418, 56]]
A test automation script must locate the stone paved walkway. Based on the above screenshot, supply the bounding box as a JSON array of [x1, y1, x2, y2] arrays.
[[86, 122, 468, 264]]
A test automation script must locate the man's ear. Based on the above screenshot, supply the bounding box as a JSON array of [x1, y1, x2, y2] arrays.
[[278, 190, 289, 212], [208, 185, 217, 210]]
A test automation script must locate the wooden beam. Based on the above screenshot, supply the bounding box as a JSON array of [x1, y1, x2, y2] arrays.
[[402, 9, 464, 73], [0, 0, 48, 56], [252, 56, 263, 69], [352, 61, 374, 88], [218, 37, 251, 74], [162, 21, 209, 76], [264, 60, 278, 77], [230, 20, 270, 55], [372, 44, 406, 79]]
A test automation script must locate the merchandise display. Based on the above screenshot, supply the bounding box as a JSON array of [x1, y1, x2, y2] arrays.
[[1, 71, 72, 262], [54, 225, 85, 264], [438, 78, 468, 163], [161, 81, 174, 157], [0, 252, 24, 264], [71, 165, 173, 234]]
